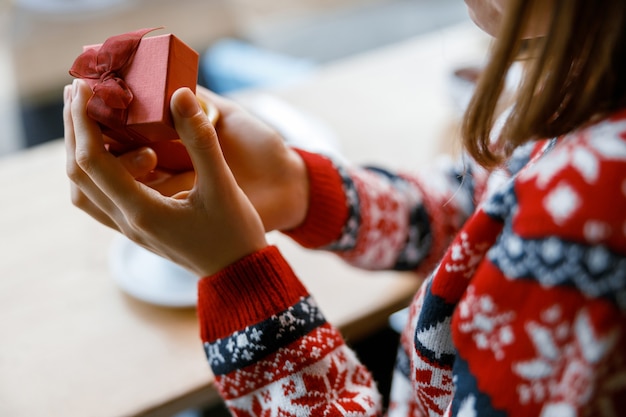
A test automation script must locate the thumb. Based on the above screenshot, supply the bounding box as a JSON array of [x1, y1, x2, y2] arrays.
[[170, 87, 231, 192]]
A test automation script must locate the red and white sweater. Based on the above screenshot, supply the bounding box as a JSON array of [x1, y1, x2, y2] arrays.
[[196, 109, 626, 416]]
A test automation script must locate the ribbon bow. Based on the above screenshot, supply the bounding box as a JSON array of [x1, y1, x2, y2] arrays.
[[69, 27, 159, 129]]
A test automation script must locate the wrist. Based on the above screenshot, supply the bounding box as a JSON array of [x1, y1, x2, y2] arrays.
[[283, 149, 349, 248], [277, 148, 309, 231], [258, 147, 309, 232]]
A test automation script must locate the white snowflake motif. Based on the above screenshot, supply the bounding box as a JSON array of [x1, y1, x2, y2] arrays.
[[520, 118, 626, 188], [277, 309, 305, 336], [457, 286, 515, 360], [445, 232, 491, 279], [300, 297, 323, 323], [204, 341, 226, 366], [344, 169, 409, 269], [226, 328, 265, 363], [543, 182, 581, 225], [513, 306, 620, 412]]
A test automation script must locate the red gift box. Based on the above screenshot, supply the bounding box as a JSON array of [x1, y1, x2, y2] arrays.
[[70, 28, 199, 168]]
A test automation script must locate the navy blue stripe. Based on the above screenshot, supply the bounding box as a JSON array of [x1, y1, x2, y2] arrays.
[[204, 296, 326, 375], [362, 166, 435, 270], [324, 163, 360, 251], [489, 224, 626, 310], [414, 281, 457, 367], [451, 355, 508, 416], [394, 202, 433, 271]]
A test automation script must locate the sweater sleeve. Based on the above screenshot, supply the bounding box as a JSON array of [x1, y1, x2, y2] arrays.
[[285, 148, 488, 274], [197, 245, 383, 416]]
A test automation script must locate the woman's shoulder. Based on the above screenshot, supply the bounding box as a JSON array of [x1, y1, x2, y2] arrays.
[[511, 109, 626, 255]]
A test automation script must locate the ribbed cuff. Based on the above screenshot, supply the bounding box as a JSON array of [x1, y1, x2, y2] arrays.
[[283, 148, 348, 248], [197, 246, 308, 342]]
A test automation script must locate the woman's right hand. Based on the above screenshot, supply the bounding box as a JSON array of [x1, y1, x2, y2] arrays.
[[197, 87, 310, 233]]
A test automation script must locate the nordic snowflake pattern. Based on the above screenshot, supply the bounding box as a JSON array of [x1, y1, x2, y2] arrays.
[[324, 163, 361, 252], [345, 167, 416, 269], [215, 325, 347, 399], [205, 296, 326, 375], [328, 160, 478, 272], [513, 306, 621, 413], [488, 224, 626, 309], [457, 285, 516, 360], [520, 119, 626, 189], [223, 343, 381, 417], [543, 182, 581, 225], [444, 231, 492, 279], [197, 112, 626, 417], [411, 344, 455, 416]]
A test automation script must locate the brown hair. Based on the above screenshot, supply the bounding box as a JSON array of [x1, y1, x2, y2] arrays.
[[462, 0, 626, 168]]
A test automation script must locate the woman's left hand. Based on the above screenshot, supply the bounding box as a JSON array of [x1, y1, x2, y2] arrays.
[[64, 80, 268, 277]]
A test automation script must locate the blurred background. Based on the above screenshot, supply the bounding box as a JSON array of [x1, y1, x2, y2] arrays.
[[0, 0, 468, 156]]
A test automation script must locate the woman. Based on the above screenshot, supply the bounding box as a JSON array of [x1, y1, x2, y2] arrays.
[[64, 0, 626, 415]]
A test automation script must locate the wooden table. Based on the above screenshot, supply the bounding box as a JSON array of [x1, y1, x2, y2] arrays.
[[0, 22, 489, 417]]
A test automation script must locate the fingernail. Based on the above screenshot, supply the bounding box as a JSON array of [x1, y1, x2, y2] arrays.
[[174, 88, 201, 118], [133, 147, 152, 168]]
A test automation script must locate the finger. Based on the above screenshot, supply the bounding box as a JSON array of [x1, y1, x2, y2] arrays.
[[117, 147, 158, 179], [69, 184, 120, 230], [196, 86, 240, 119], [63, 84, 78, 174], [170, 87, 235, 195], [69, 80, 108, 157], [64, 83, 123, 229], [146, 171, 196, 197], [196, 93, 220, 126], [70, 79, 150, 213]]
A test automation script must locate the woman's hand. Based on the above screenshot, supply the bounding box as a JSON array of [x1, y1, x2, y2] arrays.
[[116, 85, 310, 232], [197, 86, 310, 232], [64, 80, 268, 277]]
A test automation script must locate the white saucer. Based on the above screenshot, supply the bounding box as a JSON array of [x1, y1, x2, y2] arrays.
[[109, 236, 199, 308]]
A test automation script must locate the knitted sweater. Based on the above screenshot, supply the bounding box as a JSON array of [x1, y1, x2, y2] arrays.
[[197, 109, 626, 416]]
